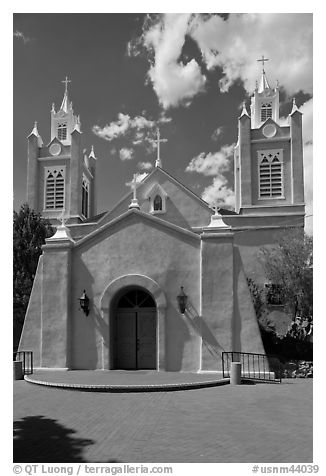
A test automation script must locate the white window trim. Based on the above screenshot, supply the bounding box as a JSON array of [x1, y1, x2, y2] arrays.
[[144, 183, 168, 214], [57, 122, 68, 141], [43, 165, 66, 211], [257, 149, 285, 200], [260, 102, 273, 123]]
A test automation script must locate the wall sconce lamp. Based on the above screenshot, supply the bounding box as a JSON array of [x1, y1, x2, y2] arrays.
[[79, 290, 90, 316], [177, 286, 188, 314]]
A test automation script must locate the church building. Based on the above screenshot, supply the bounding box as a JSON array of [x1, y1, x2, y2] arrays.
[[19, 65, 305, 372]]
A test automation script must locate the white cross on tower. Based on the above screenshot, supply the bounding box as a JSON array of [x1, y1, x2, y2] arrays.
[[155, 127, 167, 168], [257, 55, 269, 73], [61, 76, 71, 93]]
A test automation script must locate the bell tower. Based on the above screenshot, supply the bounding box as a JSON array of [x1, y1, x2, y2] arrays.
[[233, 57, 305, 226], [26, 78, 98, 224], [50, 77, 79, 146]]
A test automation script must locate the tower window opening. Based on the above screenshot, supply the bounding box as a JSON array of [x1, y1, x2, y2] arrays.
[[261, 103, 272, 122], [57, 122, 67, 141], [45, 167, 65, 210], [153, 194, 163, 211], [258, 150, 283, 199], [82, 176, 90, 218]]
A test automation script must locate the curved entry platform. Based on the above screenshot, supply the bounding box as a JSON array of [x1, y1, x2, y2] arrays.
[[24, 370, 229, 392]]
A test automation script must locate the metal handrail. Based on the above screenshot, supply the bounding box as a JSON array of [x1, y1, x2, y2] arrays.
[[13, 351, 33, 375], [222, 351, 281, 383]]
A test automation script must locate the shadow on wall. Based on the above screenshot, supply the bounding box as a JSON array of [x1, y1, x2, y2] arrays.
[[161, 269, 192, 371], [70, 259, 98, 370], [165, 303, 191, 371], [14, 415, 122, 463], [185, 301, 225, 360], [232, 246, 243, 353]]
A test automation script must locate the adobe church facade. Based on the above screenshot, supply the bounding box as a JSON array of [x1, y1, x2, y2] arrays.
[[19, 68, 305, 372]]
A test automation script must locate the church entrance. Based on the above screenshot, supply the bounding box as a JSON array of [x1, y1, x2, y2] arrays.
[[114, 288, 157, 370]]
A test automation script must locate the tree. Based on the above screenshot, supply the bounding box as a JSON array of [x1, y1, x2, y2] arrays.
[[13, 204, 54, 348], [259, 229, 313, 321]]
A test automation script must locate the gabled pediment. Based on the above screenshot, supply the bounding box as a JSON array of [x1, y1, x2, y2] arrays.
[[74, 208, 200, 249], [46, 136, 64, 148], [144, 182, 168, 199], [258, 118, 284, 139], [97, 166, 212, 229]]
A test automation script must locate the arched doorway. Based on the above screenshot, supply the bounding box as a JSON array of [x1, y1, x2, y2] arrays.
[[114, 288, 157, 370]]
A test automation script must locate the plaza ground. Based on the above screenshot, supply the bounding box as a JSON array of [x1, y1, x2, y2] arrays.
[[13, 378, 312, 463]]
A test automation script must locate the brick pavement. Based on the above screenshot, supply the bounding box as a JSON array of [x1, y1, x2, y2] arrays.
[[13, 379, 312, 463]]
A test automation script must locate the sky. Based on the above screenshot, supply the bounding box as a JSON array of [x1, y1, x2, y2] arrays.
[[13, 12, 313, 233]]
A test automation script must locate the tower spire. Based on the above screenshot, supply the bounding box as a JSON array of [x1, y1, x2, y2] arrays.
[[257, 55, 271, 93], [60, 76, 72, 113]]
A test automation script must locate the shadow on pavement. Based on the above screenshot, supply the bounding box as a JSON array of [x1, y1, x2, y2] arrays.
[[13, 415, 121, 463]]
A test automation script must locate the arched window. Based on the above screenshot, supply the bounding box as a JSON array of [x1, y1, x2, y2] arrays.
[[261, 103, 272, 122], [145, 183, 167, 214], [44, 167, 65, 210], [258, 150, 283, 199], [57, 122, 67, 141], [153, 194, 163, 211]]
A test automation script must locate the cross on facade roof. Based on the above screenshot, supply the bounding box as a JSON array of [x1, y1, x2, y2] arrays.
[[131, 174, 138, 200], [257, 55, 269, 73], [129, 174, 140, 209], [155, 127, 167, 167]]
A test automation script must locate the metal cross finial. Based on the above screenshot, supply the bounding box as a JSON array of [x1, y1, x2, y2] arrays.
[[155, 127, 167, 167], [131, 174, 138, 201], [257, 55, 269, 73], [128, 173, 140, 209], [61, 76, 71, 93]]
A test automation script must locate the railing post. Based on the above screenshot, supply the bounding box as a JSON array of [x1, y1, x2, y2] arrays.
[[230, 362, 242, 385]]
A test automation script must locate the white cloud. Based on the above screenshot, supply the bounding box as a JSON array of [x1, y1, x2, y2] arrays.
[[138, 161, 153, 171], [191, 13, 312, 96], [14, 30, 30, 43], [211, 126, 224, 141], [186, 144, 235, 208], [93, 113, 130, 141], [93, 113, 155, 141], [202, 176, 235, 209], [119, 147, 134, 161], [186, 144, 234, 176], [137, 14, 206, 109], [133, 13, 312, 107], [125, 172, 148, 187], [158, 111, 172, 124]]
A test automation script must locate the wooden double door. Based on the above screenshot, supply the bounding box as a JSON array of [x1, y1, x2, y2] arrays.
[[115, 289, 157, 370]]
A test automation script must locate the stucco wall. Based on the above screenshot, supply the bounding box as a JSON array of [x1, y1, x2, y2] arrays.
[[18, 256, 43, 366], [70, 213, 201, 371], [41, 245, 71, 368], [200, 233, 234, 370]]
